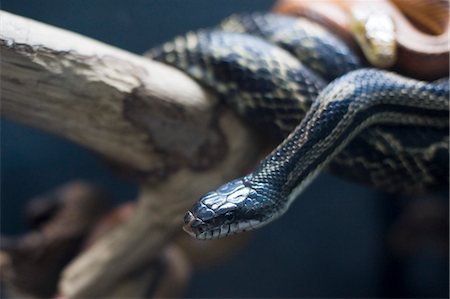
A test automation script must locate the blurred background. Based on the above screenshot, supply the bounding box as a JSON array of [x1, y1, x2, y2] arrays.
[[1, 0, 448, 297]]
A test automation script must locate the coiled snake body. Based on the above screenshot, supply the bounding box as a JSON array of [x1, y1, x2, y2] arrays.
[[148, 13, 449, 240]]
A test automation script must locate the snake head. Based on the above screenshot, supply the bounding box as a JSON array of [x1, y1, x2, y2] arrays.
[[183, 177, 270, 240], [350, 5, 397, 68]]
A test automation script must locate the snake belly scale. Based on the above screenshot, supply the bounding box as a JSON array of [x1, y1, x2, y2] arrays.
[[147, 13, 449, 240]]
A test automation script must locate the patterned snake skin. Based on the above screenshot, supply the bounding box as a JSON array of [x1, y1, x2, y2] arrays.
[[147, 13, 449, 240]]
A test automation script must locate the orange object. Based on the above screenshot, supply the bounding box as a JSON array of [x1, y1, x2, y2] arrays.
[[273, 0, 450, 80]]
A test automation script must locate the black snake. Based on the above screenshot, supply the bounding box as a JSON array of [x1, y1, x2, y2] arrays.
[[147, 13, 449, 240]]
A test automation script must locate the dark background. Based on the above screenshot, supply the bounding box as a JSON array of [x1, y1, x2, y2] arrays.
[[1, 1, 448, 298]]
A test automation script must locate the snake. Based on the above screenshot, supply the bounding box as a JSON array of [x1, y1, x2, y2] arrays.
[[147, 11, 449, 240]]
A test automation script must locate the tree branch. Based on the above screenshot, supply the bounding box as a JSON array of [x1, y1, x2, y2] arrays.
[[0, 10, 262, 298], [1, 10, 230, 174]]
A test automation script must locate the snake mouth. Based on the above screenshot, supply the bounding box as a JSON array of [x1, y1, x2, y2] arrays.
[[183, 210, 234, 240], [183, 209, 261, 240], [183, 211, 225, 239]]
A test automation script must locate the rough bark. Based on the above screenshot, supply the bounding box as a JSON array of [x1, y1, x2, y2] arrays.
[[1, 10, 232, 175]]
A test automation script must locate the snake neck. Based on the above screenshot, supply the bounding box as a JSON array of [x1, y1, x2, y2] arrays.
[[249, 69, 449, 209]]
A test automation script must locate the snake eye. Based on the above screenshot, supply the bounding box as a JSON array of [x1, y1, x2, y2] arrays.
[[224, 212, 235, 222]]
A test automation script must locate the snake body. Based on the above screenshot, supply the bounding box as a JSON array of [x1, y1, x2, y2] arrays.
[[148, 13, 449, 240]]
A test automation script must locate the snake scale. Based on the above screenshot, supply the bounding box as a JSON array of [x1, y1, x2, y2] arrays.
[[147, 13, 449, 240]]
